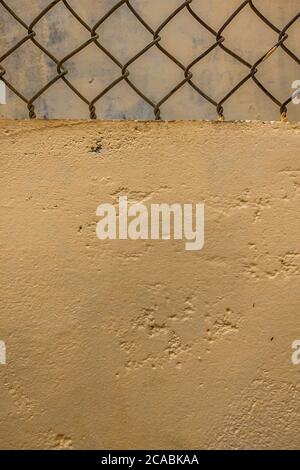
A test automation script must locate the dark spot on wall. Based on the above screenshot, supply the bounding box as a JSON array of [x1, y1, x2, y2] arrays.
[[90, 141, 102, 153]]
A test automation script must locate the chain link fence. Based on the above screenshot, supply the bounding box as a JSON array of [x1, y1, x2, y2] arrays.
[[0, 0, 299, 120]]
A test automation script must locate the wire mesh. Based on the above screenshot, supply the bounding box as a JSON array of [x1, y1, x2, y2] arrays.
[[0, 0, 299, 120]]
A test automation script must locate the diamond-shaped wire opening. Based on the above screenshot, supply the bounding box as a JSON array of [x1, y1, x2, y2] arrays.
[[156, 6, 215, 65], [1, 39, 59, 98], [254, 48, 299, 103], [60, 42, 122, 102], [32, 0, 92, 58], [124, 46, 185, 105], [190, 47, 249, 103], [218, 5, 280, 63], [97, 2, 154, 64]]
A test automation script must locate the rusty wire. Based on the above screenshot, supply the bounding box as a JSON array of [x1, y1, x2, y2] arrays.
[[0, 0, 299, 120]]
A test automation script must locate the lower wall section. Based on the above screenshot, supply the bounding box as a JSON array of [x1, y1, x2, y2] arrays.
[[0, 120, 300, 449]]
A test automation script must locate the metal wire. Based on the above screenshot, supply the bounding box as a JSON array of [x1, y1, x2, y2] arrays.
[[0, 0, 299, 120]]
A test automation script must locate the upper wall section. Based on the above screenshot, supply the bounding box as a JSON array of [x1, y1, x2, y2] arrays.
[[0, 0, 299, 121]]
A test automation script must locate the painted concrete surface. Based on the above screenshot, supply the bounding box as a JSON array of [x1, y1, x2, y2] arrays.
[[1, 0, 300, 121], [0, 120, 300, 449]]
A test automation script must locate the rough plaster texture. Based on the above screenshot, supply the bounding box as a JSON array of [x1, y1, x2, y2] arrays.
[[0, 120, 300, 450]]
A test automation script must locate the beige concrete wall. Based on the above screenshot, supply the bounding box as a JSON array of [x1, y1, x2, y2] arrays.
[[0, 120, 300, 449]]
